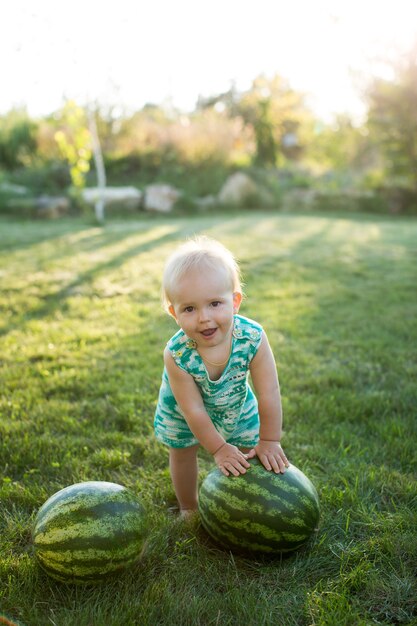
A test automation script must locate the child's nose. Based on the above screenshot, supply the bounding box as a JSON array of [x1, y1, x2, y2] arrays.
[[198, 307, 210, 322]]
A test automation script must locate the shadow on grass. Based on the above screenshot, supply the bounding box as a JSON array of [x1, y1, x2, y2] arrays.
[[1, 226, 183, 338], [0, 217, 94, 253]]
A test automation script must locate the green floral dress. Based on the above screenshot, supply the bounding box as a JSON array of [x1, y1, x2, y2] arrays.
[[154, 314, 263, 448]]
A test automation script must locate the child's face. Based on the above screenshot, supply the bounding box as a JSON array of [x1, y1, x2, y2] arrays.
[[168, 265, 241, 349]]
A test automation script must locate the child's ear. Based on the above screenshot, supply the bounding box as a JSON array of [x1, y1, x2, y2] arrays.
[[168, 304, 179, 322], [233, 292, 242, 313]]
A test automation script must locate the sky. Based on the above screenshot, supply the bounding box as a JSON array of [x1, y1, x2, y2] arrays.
[[2, 0, 417, 122]]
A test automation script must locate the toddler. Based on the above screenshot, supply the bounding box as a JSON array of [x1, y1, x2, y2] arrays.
[[154, 236, 288, 517]]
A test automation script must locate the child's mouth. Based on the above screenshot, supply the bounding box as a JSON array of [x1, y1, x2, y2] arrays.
[[201, 328, 217, 338]]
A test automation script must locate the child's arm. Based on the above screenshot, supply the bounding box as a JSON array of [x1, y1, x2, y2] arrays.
[[250, 332, 289, 473], [164, 348, 250, 476]]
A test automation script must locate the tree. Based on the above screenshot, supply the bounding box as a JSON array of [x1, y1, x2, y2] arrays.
[[366, 44, 417, 189], [305, 115, 373, 181], [54, 101, 107, 222], [54, 101, 92, 190], [238, 75, 307, 165], [0, 109, 38, 170], [197, 74, 310, 166]]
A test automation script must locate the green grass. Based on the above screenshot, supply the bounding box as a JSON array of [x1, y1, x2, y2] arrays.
[[0, 211, 416, 626]]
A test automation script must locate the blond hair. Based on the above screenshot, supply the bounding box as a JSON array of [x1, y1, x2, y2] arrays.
[[162, 236, 242, 312]]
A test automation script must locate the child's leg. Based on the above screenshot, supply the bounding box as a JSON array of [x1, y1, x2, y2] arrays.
[[169, 444, 199, 512]]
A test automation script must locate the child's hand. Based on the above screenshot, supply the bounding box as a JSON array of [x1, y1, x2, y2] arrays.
[[214, 443, 251, 477], [255, 440, 289, 474]]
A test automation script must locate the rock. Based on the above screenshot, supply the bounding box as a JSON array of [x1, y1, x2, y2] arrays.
[[194, 195, 218, 210], [218, 172, 258, 206], [0, 182, 28, 195], [281, 188, 386, 213], [36, 195, 71, 219], [281, 189, 318, 211], [4, 197, 39, 215], [144, 184, 181, 212], [81, 186, 143, 211]]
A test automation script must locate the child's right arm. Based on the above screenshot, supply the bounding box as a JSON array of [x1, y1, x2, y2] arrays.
[[164, 348, 250, 476]]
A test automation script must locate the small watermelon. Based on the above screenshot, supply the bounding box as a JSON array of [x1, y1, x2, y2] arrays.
[[198, 458, 319, 555], [33, 481, 147, 584]]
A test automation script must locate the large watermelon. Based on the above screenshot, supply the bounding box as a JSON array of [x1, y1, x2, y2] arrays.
[[33, 481, 147, 584], [198, 458, 319, 555]]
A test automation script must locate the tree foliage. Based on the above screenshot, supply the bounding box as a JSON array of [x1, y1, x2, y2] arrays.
[[198, 74, 309, 166], [0, 109, 38, 170], [305, 115, 374, 182], [239, 75, 308, 164], [367, 45, 417, 189], [54, 101, 92, 189]]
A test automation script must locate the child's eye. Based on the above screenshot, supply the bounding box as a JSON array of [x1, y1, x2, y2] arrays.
[[211, 301, 221, 307], [184, 306, 194, 313]]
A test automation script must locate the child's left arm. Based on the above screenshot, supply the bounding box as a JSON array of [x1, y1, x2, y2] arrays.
[[249, 331, 289, 473]]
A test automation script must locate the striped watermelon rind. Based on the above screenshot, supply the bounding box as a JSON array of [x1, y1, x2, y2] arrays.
[[33, 481, 147, 584], [198, 459, 320, 555]]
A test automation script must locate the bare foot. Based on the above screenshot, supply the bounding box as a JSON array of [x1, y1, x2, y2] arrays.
[[180, 509, 199, 520]]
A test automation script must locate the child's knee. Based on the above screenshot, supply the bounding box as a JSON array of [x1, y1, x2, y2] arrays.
[[169, 444, 199, 462]]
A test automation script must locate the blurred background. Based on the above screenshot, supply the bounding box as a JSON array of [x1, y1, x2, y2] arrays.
[[2, 0, 417, 218]]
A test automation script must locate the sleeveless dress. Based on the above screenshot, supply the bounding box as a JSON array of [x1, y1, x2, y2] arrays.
[[154, 314, 263, 448]]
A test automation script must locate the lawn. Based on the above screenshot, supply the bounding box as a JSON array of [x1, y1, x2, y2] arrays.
[[0, 211, 416, 626]]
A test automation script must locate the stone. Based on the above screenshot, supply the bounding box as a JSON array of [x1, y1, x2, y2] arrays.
[[281, 189, 318, 211], [0, 182, 28, 195], [143, 184, 181, 212], [194, 195, 218, 210], [36, 195, 71, 219], [81, 186, 143, 211], [218, 172, 258, 206]]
